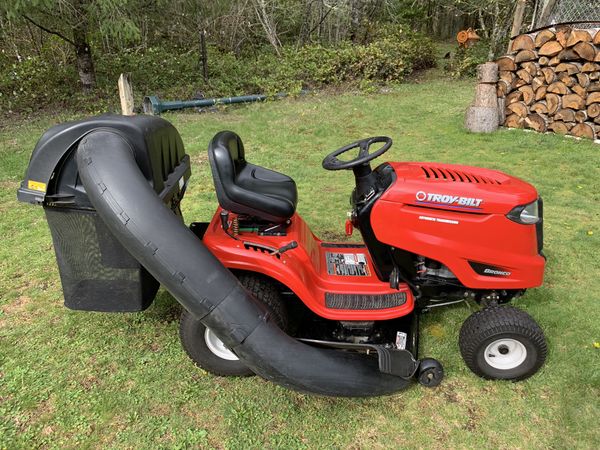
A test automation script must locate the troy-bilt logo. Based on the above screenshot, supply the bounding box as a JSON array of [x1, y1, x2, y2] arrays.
[[415, 191, 483, 208]]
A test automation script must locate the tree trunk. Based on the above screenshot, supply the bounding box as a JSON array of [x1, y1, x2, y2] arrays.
[[254, 0, 281, 55], [73, 22, 96, 91], [298, 0, 313, 45], [537, 0, 558, 28], [349, 0, 367, 43], [508, 0, 527, 52], [199, 29, 208, 82]]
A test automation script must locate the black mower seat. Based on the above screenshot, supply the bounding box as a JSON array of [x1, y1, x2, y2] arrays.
[[208, 131, 298, 223]]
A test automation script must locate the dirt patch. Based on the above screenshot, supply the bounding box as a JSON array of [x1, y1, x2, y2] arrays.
[[151, 402, 173, 416], [15, 394, 57, 432], [80, 374, 101, 392], [149, 342, 162, 352], [0, 180, 19, 190], [1, 295, 32, 323], [41, 425, 55, 436], [463, 404, 480, 432], [191, 153, 208, 166], [0, 285, 49, 327]]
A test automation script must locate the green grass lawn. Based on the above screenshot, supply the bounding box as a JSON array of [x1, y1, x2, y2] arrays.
[[1, 77, 599, 449]]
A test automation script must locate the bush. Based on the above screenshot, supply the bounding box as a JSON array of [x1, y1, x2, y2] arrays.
[[0, 29, 436, 115], [0, 54, 76, 113], [445, 41, 490, 78]]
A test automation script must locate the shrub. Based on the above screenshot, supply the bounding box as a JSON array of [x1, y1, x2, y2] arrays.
[[0, 29, 436, 115], [445, 41, 490, 78]]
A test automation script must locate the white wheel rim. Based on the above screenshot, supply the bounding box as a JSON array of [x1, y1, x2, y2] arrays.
[[204, 328, 239, 361], [484, 338, 527, 370]]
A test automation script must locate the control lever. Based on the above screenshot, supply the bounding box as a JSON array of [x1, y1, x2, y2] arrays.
[[220, 210, 229, 231], [271, 241, 298, 256]]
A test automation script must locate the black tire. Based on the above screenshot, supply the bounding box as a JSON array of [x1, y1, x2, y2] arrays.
[[459, 306, 547, 381], [417, 358, 444, 387], [237, 274, 289, 331], [179, 274, 288, 377]]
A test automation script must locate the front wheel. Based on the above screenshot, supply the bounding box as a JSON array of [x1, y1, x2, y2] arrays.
[[459, 306, 547, 381]]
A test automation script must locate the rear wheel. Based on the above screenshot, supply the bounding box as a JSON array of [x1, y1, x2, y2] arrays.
[[179, 274, 288, 377], [459, 306, 547, 381]]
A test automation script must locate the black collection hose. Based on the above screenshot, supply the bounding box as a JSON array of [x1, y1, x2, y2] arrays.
[[76, 130, 413, 397]]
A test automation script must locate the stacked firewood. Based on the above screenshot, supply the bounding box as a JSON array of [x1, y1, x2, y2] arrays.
[[497, 27, 600, 140]]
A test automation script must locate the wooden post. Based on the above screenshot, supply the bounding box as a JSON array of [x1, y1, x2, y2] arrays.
[[118, 73, 134, 116], [508, 0, 528, 52], [200, 29, 208, 82]]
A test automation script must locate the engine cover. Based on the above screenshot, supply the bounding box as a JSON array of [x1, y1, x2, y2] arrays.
[[371, 162, 544, 290], [383, 162, 538, 214]]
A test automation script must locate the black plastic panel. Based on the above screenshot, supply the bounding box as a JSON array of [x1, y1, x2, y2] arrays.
[[325, 292, 407, 310], [17, 114, 191, 207]]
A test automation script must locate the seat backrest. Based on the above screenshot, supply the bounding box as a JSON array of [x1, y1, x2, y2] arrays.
[[208, 130, 245, 211], [211, 131, 246, 176]]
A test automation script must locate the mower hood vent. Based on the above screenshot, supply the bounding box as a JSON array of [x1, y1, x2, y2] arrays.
[[420, 165, 502, 185]]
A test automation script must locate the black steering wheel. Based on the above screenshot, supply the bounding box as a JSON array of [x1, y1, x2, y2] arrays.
[[322, 136, 393, 171]]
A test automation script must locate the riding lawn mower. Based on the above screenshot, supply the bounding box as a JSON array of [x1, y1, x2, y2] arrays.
[[17, 115, 547, 397]]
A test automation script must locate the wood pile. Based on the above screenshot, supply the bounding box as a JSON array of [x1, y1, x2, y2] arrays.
[[497, 26, 600, 140]]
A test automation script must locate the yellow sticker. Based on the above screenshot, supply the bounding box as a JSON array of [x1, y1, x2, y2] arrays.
[[27, 180, 47, 192]]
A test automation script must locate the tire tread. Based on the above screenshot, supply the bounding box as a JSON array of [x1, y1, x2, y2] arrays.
[[459, 306, 547, 380]]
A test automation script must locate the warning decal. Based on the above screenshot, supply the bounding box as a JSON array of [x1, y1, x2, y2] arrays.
[[27, 179, 47, 193], [326, 252, 370, 277]]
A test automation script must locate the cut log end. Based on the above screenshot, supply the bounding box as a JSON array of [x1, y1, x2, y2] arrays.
[[573, 42, 597, 61], [587, 103, 600, 118], [586, 91, 600, 106], [571, 122, 596, 139], [507, 101, 529, 118], [515, 50, 538, 63], [496, 56, 517, 71], [539, 40, 563, 57], [511, 34, 535, 52], [562, 93, 586, 110], [535, 29, 555, 48], [548, 121, 572, 135], [524, 113, 547, 132], [465, 106, 499, 133], [505, 113, 524, 129]]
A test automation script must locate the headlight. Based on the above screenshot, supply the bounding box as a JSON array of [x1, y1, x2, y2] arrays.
[[507, 200, 540, 224]]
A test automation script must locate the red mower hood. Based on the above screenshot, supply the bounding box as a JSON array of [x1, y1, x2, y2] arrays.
[[381, 162, 538, 215]]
